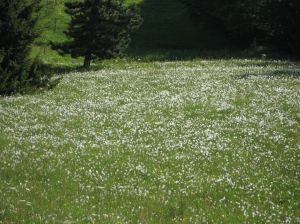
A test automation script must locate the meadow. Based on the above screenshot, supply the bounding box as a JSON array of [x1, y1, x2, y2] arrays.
[[1, 0, 300, 222], [1, 58, 300, 223]]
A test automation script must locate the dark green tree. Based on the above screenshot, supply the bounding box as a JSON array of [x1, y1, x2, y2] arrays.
[[263, 0, 300, 54], [182, 0, 300, 54], [0, 0, 60, 95], [182, 0, 264, 46], [52, 0, 143, 68]]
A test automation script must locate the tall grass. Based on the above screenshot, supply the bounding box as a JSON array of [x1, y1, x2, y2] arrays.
[[1, 58, 300, 223]]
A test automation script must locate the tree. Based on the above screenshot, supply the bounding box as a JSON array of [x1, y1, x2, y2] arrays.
[[182, 0, 264, 46], [0, 0, 60, 95], [263, 0, 300, 54], [52, 0, 143, 68], [182, 0, 300, 54]]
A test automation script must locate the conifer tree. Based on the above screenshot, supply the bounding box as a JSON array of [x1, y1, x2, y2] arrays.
[[0, 0, 60, 95], [52, 0, 143, 68]]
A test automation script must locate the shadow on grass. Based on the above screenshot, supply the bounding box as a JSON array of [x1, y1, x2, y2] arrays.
[[125, 46, 300, 62], [42, 62, 107, 76], [125, 48, 254, 62], [235, 69, 300, 79], [42, 47, 299, 75]]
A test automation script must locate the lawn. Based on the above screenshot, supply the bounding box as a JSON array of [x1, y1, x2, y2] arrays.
[[1, 58, 300, 223]]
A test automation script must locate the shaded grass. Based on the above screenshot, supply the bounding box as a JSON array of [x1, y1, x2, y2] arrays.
[[32, 43, 298, 76]]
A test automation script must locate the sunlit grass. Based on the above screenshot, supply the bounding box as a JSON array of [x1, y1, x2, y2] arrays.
[[1, 59, 300, 223]]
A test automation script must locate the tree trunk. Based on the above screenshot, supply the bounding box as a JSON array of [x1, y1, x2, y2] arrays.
[[83, 54, 91, 69]]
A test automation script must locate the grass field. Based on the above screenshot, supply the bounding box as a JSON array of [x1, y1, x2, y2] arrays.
[[1, 0, 300, 223], [1, 58, 300, 223]]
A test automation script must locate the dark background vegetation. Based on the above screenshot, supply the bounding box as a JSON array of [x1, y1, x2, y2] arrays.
[[182, 0, 300, 55], [128, 0, 231, 50]]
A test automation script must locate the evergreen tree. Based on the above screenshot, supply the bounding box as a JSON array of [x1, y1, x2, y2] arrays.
[[0, 0, 60, 95], [52, 0, 143, 68]]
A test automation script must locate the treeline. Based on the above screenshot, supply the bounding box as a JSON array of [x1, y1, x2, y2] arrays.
[[182, 0, 300, 54]]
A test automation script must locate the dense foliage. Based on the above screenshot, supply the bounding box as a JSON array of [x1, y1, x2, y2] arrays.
[[52, 0, 143, 68], [0, 0, 60, 95], [182, 0, 300, 54]]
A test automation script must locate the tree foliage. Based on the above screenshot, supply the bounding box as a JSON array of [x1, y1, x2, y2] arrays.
[[52, 0, 143, 68], [0, 0, 60, 95], [182, 0, 300, 54]]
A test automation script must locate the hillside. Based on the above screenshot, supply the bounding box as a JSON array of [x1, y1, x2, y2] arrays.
[[39, 0, 231, 51]]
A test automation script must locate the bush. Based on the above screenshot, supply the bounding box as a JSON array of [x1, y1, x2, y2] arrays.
[[0, 0, 60, 95]]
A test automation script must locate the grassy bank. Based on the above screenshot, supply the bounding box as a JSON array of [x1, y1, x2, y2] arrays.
[[1, 59, 300, 223]]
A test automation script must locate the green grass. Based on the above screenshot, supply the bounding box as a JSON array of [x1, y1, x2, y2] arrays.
[[2, 0, 300, 223], [1, 59, 300, 223]]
